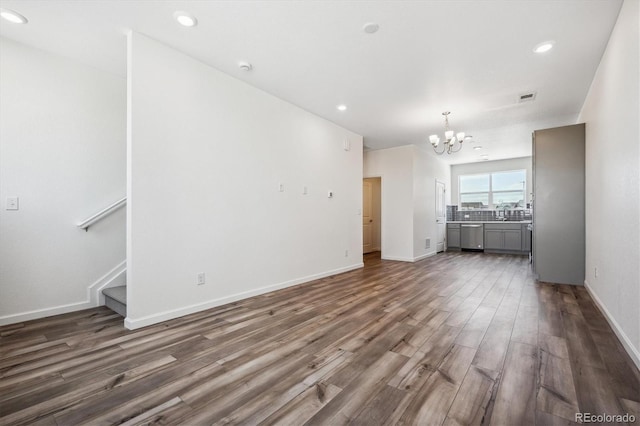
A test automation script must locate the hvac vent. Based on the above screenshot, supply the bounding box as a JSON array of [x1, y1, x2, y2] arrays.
[[518, 92, 537, 102]]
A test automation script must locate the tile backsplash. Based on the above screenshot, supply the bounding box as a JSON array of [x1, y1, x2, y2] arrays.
[[446, 205, 532, 222]]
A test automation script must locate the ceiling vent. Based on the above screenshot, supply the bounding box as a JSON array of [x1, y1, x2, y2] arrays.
[[518, 92, 537, 103]]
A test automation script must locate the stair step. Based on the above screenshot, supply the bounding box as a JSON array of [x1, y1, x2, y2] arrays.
[[103, 285, 126, 317], [103, 286, 126, 304]]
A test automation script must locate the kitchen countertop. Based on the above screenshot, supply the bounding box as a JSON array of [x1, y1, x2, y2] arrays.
[[448, 220, 532, 224]]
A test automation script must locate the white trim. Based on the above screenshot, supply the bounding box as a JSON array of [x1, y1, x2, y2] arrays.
[[584, 279, 640, 371], [413, 251, 437, 262], [382, 252, 437, 263], [0, 300, 94, 325], [124, 262, 364, 330], [87, 260, 127, 306], [381, 255, 414, 262]]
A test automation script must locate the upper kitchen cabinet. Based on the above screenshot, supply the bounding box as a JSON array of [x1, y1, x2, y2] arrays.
[[532, 124, 585, 285]]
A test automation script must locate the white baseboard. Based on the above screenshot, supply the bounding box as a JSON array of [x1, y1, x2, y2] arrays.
[[584, 279, 640, 371], [87, 260, 127, 306], [413, 251, 437, 262], [381, 255, 414, 262], [124, 262, 364, 330], [0, 300, 94, 326], [381, 252, 436, 263]]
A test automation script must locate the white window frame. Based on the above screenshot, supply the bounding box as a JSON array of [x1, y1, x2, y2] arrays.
[[459, 169, 526, 210]]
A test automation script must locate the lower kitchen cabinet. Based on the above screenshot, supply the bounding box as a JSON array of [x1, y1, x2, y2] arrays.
[[448, 222, 530, 254], [447, 223, 460, 249], [504, 229, 522, 251], [484, 223, 523, 252], [484, 229, 503, 249]]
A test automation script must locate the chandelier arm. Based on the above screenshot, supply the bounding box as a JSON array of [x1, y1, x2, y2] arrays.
[[432, 143, 446, 155], [449, 142, 464, 153]]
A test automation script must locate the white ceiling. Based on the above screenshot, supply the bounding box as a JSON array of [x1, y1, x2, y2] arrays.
[[0, 0, 622, 164]]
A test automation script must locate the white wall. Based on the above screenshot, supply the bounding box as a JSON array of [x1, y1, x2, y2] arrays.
[[363, 145, 450, 262], [363, 146, 415, 261], [578, 0, 639, 367], [413, 146, 451, 260], [450, 157, 532, 207], [0, 37, 126, 323], [126, 32, 363, 328]]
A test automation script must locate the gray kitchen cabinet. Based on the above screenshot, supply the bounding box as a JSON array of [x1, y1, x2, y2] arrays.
[[447, 223, 460, 249], [484, 229, 503, 250], [522, 224, 532, 252], [484, 223, 522, 252], [504, 230, 522, 251]]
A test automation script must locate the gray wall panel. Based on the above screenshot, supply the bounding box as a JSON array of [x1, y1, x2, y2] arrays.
[[533, 124, 585, 285]]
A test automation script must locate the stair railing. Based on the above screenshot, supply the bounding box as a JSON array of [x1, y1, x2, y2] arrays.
[[77, 197, 126, 231]]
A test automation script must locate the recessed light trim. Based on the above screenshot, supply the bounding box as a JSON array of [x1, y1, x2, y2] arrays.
[[533, 40, 554, 53], [174, 11, 197, 27], [337, 105, 347, 111], [473, 146, 483, 150], [0, 8, 28, 24], [363, 22, 379, 34]]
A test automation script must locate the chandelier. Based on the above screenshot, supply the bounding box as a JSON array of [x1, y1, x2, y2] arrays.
[[429, 111, 465, 155]]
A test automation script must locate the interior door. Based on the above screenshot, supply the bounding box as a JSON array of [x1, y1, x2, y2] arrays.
[[362, 180, 373, 254], [436, 180, 446, 252]]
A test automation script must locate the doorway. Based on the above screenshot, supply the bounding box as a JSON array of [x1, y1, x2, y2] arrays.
[[363, 177, 381, 254], [436, 180, 446, 253]]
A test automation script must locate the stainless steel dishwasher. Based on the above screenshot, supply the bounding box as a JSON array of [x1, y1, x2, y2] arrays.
[[461, 224, 484, 250]]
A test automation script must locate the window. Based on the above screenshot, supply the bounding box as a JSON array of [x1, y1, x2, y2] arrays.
[[459, 170, 526, 210]]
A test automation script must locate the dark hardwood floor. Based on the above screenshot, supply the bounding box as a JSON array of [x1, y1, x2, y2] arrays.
[[1, 252, 638, 425]]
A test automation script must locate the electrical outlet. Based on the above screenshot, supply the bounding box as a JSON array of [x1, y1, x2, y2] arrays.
[[278, 183, 285, 192], [425, 238, 431, 249], [345, 249, 349, 257], [197, 272, 205, 285], [594, 267, 598, 278], [303, 186, 308, 195]]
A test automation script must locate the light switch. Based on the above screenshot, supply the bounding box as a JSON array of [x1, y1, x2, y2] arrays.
[[6, 197, 18, 210]]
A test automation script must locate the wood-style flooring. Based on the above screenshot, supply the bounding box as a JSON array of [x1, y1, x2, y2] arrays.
[[1, 252, 639, 425]]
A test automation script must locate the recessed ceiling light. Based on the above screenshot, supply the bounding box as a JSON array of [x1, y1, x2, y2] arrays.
[[174, 11, 197, 27], [363, 23, 379, 34], [533, 41, 554, 53], [473, 146, 483, 150], [337, 105, 347, 111], [0, 8, 28, 24]]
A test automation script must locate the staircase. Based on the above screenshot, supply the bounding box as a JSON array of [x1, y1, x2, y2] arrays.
[[103, 286, 127, 317]]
